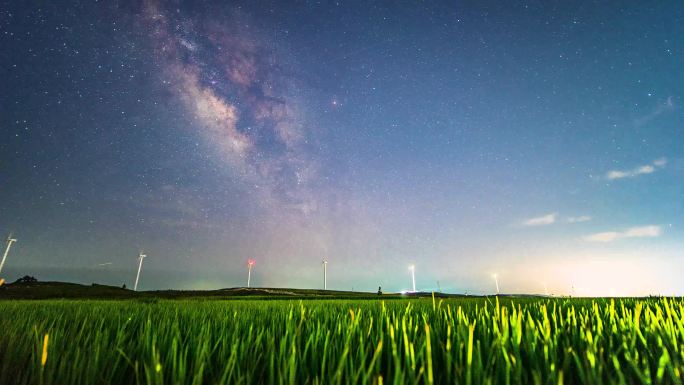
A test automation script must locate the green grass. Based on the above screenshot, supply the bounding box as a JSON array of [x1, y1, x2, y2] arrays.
[[0, 296, 682, 384]]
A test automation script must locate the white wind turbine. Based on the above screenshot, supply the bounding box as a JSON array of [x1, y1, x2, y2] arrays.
[[409, 265, 416, 292], [0, 233, 17, 275], [492, 273, 500, 295], [247, 259, 255, 288], [133, 252, 147, 291], [322, 259, 328, 290]]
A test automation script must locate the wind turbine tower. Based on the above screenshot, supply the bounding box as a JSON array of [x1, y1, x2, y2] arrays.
[[133, 252, 147, 291], [247, 259, 255, 288], [323, 259, 328, 290], [409, 265, 416, 292], [0, 233, 17, 275], [492, 273, 500, 295]]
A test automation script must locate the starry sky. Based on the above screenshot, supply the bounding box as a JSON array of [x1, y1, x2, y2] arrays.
[[1, 1, 683, 295]]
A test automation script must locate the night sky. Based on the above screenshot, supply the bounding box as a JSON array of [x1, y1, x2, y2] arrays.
[[1, 1, 683, 295]]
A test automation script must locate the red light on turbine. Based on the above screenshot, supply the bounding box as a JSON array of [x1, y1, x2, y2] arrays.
[[248, 259, 256, 266]]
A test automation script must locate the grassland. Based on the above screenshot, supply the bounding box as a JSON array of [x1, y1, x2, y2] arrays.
[[0, 294, 682, 384]]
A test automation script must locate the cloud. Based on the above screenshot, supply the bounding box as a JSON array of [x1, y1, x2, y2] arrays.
[[523, 213, 557, 226], [583, 225, 661, 242], [567, 215, 591, 223], [634, 96, 675, 127], [606, 158, 667, 180], [523, 213, 592, 226], [583, 231, 621, 242], [623, 226, 661, 238]]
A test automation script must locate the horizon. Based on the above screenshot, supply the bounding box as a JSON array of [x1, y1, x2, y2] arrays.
[[1, 1, 683, 297], [2, 268, 674, 298]]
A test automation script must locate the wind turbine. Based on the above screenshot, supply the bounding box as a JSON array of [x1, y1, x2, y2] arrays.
[[322, 259, 328, 290], [409, 265, 416, 292], [247, 259, 255, 288], [133, 252, 147, 291], [0, 233, 17, 275], [492, 273, 500, 295]]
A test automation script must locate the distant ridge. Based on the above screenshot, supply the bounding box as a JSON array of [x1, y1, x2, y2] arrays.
[[0, 281, 512, 300]]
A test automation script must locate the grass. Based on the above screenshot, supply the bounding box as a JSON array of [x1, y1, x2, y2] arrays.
[[0, 296, 682, 384]]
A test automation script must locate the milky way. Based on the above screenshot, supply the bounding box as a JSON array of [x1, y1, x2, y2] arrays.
[[142, 1, 321, 216]]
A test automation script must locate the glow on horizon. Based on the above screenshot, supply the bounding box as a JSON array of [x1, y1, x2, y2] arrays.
[[488, 255, 666, 297]]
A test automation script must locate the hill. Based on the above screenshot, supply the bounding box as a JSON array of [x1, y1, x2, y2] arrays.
[[0, 281, 479, 300]]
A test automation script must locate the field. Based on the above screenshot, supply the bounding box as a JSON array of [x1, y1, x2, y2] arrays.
[[1, 294, 683, 384]]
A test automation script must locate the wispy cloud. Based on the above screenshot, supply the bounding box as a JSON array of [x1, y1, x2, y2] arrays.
[[523, 213, 594, 226], [567, 215, 592, 223], [634, 96, 675, 127], [583, 225, 661, 242], [523, 213, 557, 226], [606, 158, 667, 180]]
